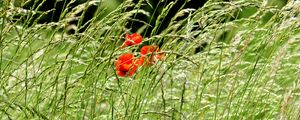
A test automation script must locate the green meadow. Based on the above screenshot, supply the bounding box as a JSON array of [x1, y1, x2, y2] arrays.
[[0, 0, 299, 119]]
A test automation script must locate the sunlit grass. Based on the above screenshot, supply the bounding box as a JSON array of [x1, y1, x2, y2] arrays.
[[1, 0, 300, 119]]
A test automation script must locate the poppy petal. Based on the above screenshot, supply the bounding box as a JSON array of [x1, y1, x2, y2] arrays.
[[115, 53, 138, 77], [135, 57, 145, 66], [140, 45, 159, 55], [119, 63, 133, 72], [128, 65, 138, 76], [122, 33, 142, 48], [116, 70, 126, 77], [132, 33, 142, 44], [118, 53, 134, 64]]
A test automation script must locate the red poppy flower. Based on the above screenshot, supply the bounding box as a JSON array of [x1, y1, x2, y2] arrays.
[[135, 57, 145, 66], [138, 45, 164, 65], [140, 45, 159, 56], [122, 33, 142, 48], [115, 53, 138, 77]]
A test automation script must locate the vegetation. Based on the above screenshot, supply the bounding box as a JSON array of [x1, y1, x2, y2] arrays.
[[0, 0, 299, 119]]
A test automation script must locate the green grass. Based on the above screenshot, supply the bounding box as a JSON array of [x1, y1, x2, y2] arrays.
[[1, 0, 300, 119]]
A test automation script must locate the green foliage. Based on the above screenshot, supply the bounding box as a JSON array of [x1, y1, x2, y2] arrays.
[[0, 0, 299, 119]]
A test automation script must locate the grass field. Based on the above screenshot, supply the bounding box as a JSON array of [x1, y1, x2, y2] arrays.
[[0, 0, 300, 119]]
